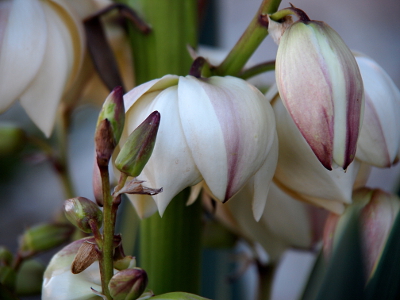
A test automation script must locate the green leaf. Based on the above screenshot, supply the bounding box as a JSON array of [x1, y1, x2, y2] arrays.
[[365, 211, 400, 299], [150, 292, 211, 300], [315, 207, 365, 300], [300, 250, 327, 300]]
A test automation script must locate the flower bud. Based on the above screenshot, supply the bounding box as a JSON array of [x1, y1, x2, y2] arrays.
[[115, 111, 160, 177], [19, 223, 73, 255], [0, 124, 26, 156], [108, 268, 148, 300], [323, 188, 400, 279], [271, 14, 364, 170], [0, 247, 13, 266], [64, 197, 103, 233], [0, 265, 17, 291], [95, 86, 125, 166]]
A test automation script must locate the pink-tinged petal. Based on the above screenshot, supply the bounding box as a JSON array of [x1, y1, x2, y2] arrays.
[[273, 97, 360, 208], [124, 75, 179, 111], [19, 3, 72, 137], [123, 86, 202, 216], [178, 76, 275, 202], [355, 55, 400, 167], [276, 21, 363, 170], [0, 0, 47, 112], [251, 131, 278, 221]]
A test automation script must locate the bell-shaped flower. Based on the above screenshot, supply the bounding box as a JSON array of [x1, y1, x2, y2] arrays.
[[206, 182, 327, 262], [270, 16, 364, 170], [354, 53, 400, 168], [119, 75, 278, 220], [268, 86, 367, 214], [323, 188, 400, 279], [42, 237, 111, 300], [0, 0, 85, 136]]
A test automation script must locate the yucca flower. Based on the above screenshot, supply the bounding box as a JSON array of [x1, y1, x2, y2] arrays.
[[0, 0, 85, 136], [270, 14, 364, 170], [354, 53, 400, 168], [118, 75, 278, 221]]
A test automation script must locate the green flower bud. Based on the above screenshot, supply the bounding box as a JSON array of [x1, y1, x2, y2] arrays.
[[108, 268, 148, 300], [95, 86, 125, 166], [0, 247, 13, 266], [0, 124, 26, 156], [19, 223, 73, 255], [115, 111, 160, 177], [64, 197, 103, 233], [0, 265, 17, 291]]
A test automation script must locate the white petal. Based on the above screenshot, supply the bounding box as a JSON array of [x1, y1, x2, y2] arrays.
[[0, 0, 47, 112], [19, 2, 73, 136], [251, 131, 278, 221], [178, 76, 275, 201], [124, 75, 179, 112], [125, 193, 158, 219], [355, 55, 400, 167], [273, 98, 359, 205], [123, 86, 202, 216]]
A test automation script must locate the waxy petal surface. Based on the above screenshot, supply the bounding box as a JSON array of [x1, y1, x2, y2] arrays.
[[355, 55, 400, 167], [276, 21, 364, 169], [0, 0, 47, 112], [178, 76, 275, 201]]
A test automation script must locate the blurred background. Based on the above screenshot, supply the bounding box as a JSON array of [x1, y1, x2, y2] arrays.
[[0, 0, 399, 299]]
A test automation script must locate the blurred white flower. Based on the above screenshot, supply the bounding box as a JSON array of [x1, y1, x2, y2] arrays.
[[119, 75, 278, 220], [0, 0, 85, 136]]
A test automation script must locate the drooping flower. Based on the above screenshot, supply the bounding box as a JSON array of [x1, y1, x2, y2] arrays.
[[0, 0, 85, 136], [118, 75, 278, 220], [323, 188, 400, 279], [267, 86, 367, 214], [270, 13, 364, 170], [354, 53, 400, 168]]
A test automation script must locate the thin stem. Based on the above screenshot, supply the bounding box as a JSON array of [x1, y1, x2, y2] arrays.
[[99, 165, 114, 300], [238, 60, 275, 80], [215, 0, 282, 76], [269, 5, 311, 22]]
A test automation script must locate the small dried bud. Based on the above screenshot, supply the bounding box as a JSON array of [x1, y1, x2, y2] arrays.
[[112, 178, 163, 198], [19, 223, 73, 255], [115, 111, 160, 177], [64, 197, 103, 233], [95, 86, 125, 166], [71, 240, 99, 274], [108, 268, 148, 300]]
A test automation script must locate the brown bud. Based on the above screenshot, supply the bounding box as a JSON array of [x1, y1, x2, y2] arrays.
[[71, 239, 99, 274], [112, 177, 163, 198]]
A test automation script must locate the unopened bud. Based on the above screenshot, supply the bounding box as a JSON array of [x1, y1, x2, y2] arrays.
[[0, 265, 17, 291], [115, 111, 160, 177], [0, 247, 13, 266], [64, 197, 103, 233], [0, 124, 26, 156], [19, 223, 73, 255], [95, 86, 125, 166], [108, 268, 148, 300], [92, 159, 103, 206]]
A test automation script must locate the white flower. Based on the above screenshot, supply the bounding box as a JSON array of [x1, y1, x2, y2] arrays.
[[119, 75, 278, 221], [0, 0, 85, 136], [355, 53, 400, 167], [271, 17, 364, 170]]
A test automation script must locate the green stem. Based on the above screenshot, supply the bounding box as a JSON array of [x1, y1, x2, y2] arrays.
[[215, 0, 282, 76], [238, 60, 275, 80], [140, 189, 202, 294], [99, 165, 114, 300]]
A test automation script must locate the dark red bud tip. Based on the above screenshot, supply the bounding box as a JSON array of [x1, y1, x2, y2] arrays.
[[147, 110, 160, 125]]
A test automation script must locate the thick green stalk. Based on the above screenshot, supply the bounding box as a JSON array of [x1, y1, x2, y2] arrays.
[[117, 0, 201, 295], [215, 0, 282, 76], [140, 189, 202, 294]]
